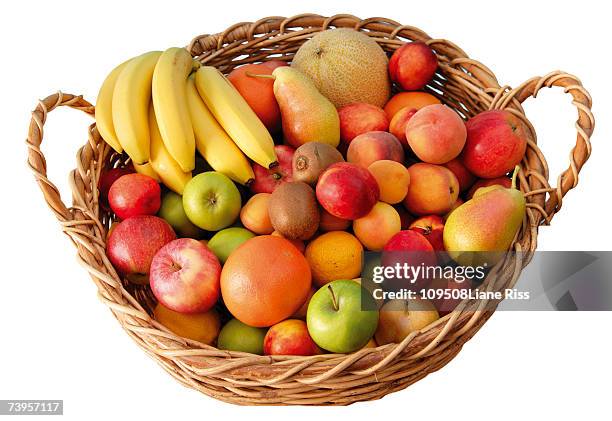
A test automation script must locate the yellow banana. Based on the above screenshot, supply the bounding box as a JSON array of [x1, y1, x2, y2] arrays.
[[185, 76, 254, 185], [152, 47, 197, 172], [149, 105, 192, 195], [95, 58, 132, 153], [134, 161, 161, 182], [194, 66, 278, 169], [112, 51, 162, 164]]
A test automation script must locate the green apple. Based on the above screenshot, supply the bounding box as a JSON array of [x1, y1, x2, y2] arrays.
[[307, 279, 379, 353], [207, 227, 255, 263], [158, 191, 204, 238], [183, 172, 241, 231], [217, 318, 267, 355]]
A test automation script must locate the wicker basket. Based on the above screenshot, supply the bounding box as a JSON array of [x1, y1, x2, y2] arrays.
[[26, 14, 594, 405]]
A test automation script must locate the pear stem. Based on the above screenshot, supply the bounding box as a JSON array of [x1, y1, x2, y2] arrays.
[[327, 285, 339, 312], [511, 165, 520, 190], [246, 72, 276, 80]]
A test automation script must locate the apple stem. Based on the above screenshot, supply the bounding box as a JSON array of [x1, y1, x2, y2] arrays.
[[246, 72, 276, 80], [327, 285, 339, 312], [511, 165, 520, 190]]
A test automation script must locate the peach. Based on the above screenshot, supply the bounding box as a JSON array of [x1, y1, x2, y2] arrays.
[[443, 158, 476, 192], [404, 163, 459, 215], [271, 230, 305, 253], [406, 104, 467, 164], [466, 177, 512, 200], [228, 63, 281, 133], [367, 160, 411, 204], [384, 91, 441, 120], [388, 42, 438, 91], [319, 208, 351, 232], [263, 319, 320, 356], [338, 103, 389, 145], [240, 193, 273, 234], [353, 202, 401, 251], [389, 107, 418, 147], [347, 131, 404, 168]]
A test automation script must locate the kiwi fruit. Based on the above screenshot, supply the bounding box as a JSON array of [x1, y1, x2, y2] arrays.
[[268, 181, 320, 240], [292, 142, 344, 185]]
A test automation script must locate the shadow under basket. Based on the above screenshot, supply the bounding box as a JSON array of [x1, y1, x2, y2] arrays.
[[26, 14, 594, 405]]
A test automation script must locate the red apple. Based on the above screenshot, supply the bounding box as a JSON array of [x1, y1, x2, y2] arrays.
[[466, 177, 512, 200], [383, 230, 437, 290], [261, 60, 288, 71], [429, 276, 472, 316], [150, 238, 221, 314], [98, 165, 134, 210], [108, 173, 160, 220], [250, 145, 295, 194], [106, 215, 176, 283], [263, 319, 320, 356], [316, 162, 379, 220], [388, 42, 438, 91], [409, 215, 445, 251], [462, 110, 529, 178]]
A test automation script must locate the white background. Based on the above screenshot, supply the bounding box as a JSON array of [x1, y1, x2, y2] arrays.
[[1, 0, 610, 419]]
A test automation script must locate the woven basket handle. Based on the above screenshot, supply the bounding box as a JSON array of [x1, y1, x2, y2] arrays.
[[26, 92, 95, 223], [512, 71, 594, 222]]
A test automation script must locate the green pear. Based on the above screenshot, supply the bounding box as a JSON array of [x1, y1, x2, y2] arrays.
[[443, 168, 526, 266], [271, 67, 340, 149]]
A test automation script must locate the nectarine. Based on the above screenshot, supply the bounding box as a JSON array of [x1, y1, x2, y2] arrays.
[[404, 163, 459, 215]]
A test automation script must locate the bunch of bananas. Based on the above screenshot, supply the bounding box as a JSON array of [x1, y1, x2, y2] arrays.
[[95, 47, 278, 194]]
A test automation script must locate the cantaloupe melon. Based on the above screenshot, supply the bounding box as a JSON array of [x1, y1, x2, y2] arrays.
[[291, 28, 390, 108]]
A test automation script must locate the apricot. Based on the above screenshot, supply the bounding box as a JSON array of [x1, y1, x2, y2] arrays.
[[404, 163, 459, 215], [347, 131, 404, 168], [368, 160, 411, 205], [338, 103, 389, 144], [240, 193, 273, 234], [384, 91, 441, 120], [353, 202, 401, 251], [406, 104, 467, 164]]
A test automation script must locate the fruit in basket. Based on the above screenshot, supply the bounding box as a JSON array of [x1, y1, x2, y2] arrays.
[[404, 163, 459, 215], [389, 106, 418, 147], [221, 236, 312, 327], [182, 171, 241, 231], [466, 176, 512, 199], [112, 51, 162, 164], [462, 110, 529, 178], [207, 227, 255, 264], [319, 209, 351, 232], [152, 47, 197, 172], [149, 105, 192, 194], [409, 215, 445, 251], [384, 91, 441, 120], [428, 276, 473, 316], [347, 131, 404, 168], [240, 193, 274, 235], [158, 191, 203, 238], [354, 202, 402, 251], [272, 67, 340, 148], [268, 181, 319, 240], [382, 230, 436, 290], [388, 42, 437, 91], [98, 165, 134, 210], [338, 103, 389, 145], [195, 66, 278, 168], [228, 63, 281, 132], [443, 158, 476, 192], [250, 145, 294, 193], [106, 215, 175, 283], [443, 169, 526, 266], [305, 231, 364, 287], [292, 142, 344, 185], [307, 280, 379, 353], [405, 104, 467, 164], [95, 58, 132, 153], [316, 162, 379, 220], [368, 160, 411, 204], [186, 76, 254, 185], [374, 298, 439, 345], [150, 238, 221, 314], [108, 173, 161, 219], [217, 318, 267, 355], [292, 28, 390, 108], [263, 319, 320, 356], [154, 303, 220, 345]]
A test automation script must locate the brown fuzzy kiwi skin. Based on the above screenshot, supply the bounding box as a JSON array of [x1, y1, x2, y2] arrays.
[[292, 142, 344, 185], [268, 181, 320, 240]]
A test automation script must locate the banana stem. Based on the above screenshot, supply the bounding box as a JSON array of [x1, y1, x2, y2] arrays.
[[511, 165, 520, 190], [246, 72, 276, 80]]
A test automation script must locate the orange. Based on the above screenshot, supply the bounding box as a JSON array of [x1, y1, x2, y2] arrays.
[[383, 92, 441, 120], [305, 231, 364, 287], [220, 235, 311, 327], [153, 303, 220, 345]]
